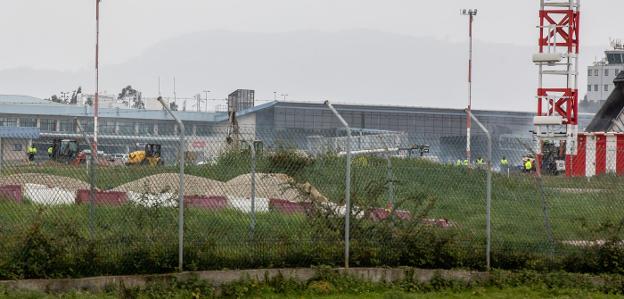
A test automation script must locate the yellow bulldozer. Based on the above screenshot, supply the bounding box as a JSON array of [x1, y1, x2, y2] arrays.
[[126, 144, 164, 166]]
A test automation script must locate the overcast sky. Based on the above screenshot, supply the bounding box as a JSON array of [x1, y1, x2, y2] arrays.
[[0, 0, 620, 109], [0, 0, 618, 70]]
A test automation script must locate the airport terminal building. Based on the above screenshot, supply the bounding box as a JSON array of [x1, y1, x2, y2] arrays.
[[0, 94, 594, 164]]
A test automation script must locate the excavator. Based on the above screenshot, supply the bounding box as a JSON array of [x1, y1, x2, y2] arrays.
[[50, 139, 87, 165], [126, 143, 164, 166]]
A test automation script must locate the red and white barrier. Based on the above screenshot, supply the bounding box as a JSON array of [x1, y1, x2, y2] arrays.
[[567, 133, 624, 177]]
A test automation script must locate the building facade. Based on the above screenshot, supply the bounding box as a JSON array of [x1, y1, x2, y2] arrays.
[[586, 42, 624, 103], [0, 94, 595, 165]]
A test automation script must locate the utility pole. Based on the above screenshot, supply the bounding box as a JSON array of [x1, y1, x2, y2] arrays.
[[158, 76, 161, 97], [173, 77, 177, 108], [461, 8, 477, 165], [94, 0, 101, 154]]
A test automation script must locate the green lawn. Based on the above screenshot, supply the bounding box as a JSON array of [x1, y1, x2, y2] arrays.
[[1, 153, 623, 277]]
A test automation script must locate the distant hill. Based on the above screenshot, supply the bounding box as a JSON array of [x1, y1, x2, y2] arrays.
[[0, 30, 605, 111]]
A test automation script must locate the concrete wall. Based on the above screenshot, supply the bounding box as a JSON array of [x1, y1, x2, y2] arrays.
[[0, 268, 492, 294]]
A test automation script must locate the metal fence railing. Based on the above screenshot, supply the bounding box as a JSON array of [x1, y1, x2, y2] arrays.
[[1, 111, 623, 278]]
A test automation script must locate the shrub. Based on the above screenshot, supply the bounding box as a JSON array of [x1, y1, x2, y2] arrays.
[[268, 149, 313, 175]]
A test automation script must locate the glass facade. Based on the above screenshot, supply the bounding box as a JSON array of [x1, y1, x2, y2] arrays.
[[0, 117, 18, 127], [117, 121, 135, 135], [40, 119, 56, 132], [137, 122, 154, 135], [19, 118, 37, 127], [58, 120, 74, 132]]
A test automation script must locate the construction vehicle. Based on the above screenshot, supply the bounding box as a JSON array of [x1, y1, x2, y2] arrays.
[[50, 139, 87, 165], [126, 143, 164, 166], [541, 141, 566, 175]]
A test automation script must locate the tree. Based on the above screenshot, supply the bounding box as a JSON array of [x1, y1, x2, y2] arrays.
[[70, 86, 82, 105], [49, 95, 62, 103], [117, 85, 144, 109]]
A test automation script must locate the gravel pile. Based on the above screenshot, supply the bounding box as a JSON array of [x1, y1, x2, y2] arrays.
[[225, 173, 304, 201], [110, 172, 313, 201], [112, 173, 226, 196]]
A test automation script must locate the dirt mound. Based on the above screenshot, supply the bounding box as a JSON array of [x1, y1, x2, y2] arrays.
[[110, 172, 326, 202], [0, 173, 90, 192], [225, 173, 304, 201], [112, 173, 227, 196]]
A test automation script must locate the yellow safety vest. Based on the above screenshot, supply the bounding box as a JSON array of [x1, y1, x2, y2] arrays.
[[524, 160, 533, 170], [501, 159, 509, 166]]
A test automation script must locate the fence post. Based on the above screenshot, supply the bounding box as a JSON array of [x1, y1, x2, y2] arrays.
[[0, 137, 3, 174], [158, 97, 186, 272], [76, 119, 97, 238], [378, 136, 395, 211], [325, 101, 351, 269], [387, 154, 395, 210], [467, 110, 492, 271], [250, 140, 257, 238]]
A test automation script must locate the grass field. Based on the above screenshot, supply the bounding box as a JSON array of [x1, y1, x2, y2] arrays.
[[6, 153, 621, 246], [0, 152, 623, 277]]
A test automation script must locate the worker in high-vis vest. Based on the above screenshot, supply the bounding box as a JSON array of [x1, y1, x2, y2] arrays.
[[47, 146, 54, 158], [475, 157, 485, 168], [500, 157, 509, 167], [500, 156, 510, 177], [26, 145, 37, 161], [524, 159, 533, 173]]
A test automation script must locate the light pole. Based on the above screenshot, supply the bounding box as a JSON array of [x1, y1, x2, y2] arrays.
[[94, 0, 101, 154], [461, 8, 477, 165], [203, 90, 210, 112]]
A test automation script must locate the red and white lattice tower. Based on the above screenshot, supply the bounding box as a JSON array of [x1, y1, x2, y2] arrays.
[[533, 0, 580, 176]]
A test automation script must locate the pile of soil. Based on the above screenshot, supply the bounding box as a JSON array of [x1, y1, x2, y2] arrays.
[[225, 173, 303, 201], [112, 173, 226, 196]]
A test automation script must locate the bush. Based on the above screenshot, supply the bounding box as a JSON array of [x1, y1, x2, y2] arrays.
[[268, 149, 313, 175]]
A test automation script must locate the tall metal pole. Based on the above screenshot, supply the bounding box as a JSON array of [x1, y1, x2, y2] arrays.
[[158, 97, 186, 271], [203, 90, 211, 112], [325, 101, 351, 269], [467, 13, 473, 166], [76, 119, 97, 238], [467, 109, 491, 271], [94, 0, 100, 154], [250, 141, 256, 238], [461, 9, 477, 165]]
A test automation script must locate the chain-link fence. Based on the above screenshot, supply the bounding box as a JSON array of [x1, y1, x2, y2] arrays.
[[0, 115, 623, 278]]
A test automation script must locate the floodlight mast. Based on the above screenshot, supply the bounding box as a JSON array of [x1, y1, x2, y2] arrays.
[[94, 0, 101, 154], [461, 8, 477, 165]]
